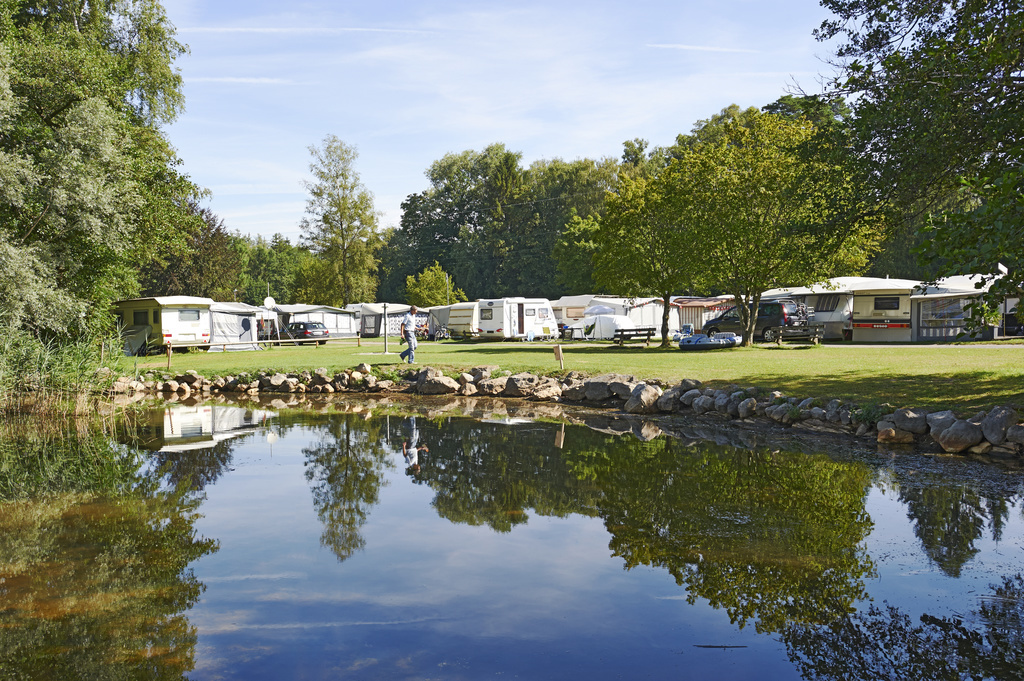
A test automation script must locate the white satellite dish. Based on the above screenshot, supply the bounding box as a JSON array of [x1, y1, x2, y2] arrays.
[[263, 296, 276, 308]]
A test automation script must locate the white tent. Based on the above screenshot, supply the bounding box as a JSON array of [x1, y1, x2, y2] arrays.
[[566, 315, 636, 340], [274, 304, 357, 337], [209, 302, 261, 351]]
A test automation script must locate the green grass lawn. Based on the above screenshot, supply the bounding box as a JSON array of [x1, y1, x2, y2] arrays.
[[128, 338, 1024, 414]]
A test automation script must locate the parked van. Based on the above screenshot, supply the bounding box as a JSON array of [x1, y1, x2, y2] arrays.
[[477, 298, 557, 340], [702, 299, 808, 342]]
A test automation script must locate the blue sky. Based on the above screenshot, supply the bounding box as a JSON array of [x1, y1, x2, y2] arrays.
[[162, 0, 842, 241]]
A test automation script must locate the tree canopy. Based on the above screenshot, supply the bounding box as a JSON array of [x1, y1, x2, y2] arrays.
[[0, 0, 203, 337], [299, 135, 380, 306], [818, 0, 1024, 317]]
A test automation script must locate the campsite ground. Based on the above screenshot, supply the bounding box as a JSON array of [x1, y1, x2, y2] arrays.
[[127, 338, 1024, 415]]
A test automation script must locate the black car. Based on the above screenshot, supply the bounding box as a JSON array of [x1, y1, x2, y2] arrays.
[[282, 321, 330, 345], [702, 299, 810, 342]]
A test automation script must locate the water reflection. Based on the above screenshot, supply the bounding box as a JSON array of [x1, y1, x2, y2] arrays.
[[1, 402, 1023, 679], [783, 573, 1024, 680], [302, 415, 391, 562], [0, 433, 217, 680]]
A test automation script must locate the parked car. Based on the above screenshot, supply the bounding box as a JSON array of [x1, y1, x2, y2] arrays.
[[702, 299, 810, 342], [282, 321, 329, 345]]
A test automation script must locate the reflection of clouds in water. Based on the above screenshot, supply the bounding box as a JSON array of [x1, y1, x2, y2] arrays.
[[196, 616, 445, 635], [202, 572, 307, 582]]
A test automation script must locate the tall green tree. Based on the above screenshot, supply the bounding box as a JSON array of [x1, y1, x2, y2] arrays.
[[404, 261, 467, 308], [661, 111, 880, 345], [138, 205, 242, 300], [817, 0, 1024, 320], [595, 173, 704, 346], [0, 0, 203, 336], [299, 135, 379, 305]]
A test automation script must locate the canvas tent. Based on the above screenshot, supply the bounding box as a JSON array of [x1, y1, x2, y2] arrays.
[[208, 302, 261, 351], [274, 304, 357, 337]]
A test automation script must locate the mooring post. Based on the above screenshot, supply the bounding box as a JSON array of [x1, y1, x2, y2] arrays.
[[166, 343, 172, 370]]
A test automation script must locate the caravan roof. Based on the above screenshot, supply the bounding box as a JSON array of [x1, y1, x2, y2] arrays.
[[763, 276, 923, 298]]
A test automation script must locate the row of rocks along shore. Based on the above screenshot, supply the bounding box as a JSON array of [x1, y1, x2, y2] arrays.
[[108, 363, 1024, 460]]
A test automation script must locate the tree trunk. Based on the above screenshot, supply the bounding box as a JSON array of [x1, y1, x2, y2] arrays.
[[660, 291, 672, 348]]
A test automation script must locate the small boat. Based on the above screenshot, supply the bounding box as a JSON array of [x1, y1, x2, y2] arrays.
[[678, 332, 740, 351]]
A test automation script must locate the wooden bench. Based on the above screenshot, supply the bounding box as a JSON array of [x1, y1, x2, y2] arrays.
[[612, 327, 657, 346]]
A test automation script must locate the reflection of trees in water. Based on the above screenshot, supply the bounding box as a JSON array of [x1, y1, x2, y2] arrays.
[[406, 419, 603, 533], [564, 435, 876, 634], [783, 574, 1024, 681], [303, 414, 392, 562], [897, 477, 1015, 578], [148, 437, 241, 491], [0, 434, 217, 680]]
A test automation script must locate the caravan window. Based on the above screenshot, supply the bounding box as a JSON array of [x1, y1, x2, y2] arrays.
[[480, 309, 493, 321], [816, 294, 840, 312], [874, 297, 900, 311], [537, 308, 550, 320], [566, 306, 585, 318], [525, 308, 536, 316], [152, 310, 160, 323], [133, 310, 148, 325], [179, 309, 200, 322]]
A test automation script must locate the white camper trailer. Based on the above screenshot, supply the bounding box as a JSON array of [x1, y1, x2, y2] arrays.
[[114, 296, 214, 355], [477, 298, 557, 340], [445, 301, 481, 338]]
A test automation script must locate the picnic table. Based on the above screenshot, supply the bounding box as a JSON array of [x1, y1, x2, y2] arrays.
[[612, 327, 657, 346]]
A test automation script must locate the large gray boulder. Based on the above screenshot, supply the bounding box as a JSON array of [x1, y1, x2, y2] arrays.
[[737, 397, 757, 419], [981, 406, 1018, 445], [415, 367, 445, 389], [608, 377, 639, 399], [1007, 425, 1024, 445], [680, 388, 703, 407], [625, 384, 662, 414], [503, 372, 542, 397], [936, 420, 985, 453], [657, 386, 685, 412], [419, 375, 460, 395], [471, 365, 501, 382], [530, 377, 562, 401], [477, 376, 509, 396], [927, 410, 958, 437], [692, 395, 716, 415], [584, 374, 629, 402], [561, 379, 587, 401], [893, 407, 929, 435]]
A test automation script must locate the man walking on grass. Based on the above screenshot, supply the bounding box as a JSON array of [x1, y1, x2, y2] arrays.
[[399, 305, 418, 363]]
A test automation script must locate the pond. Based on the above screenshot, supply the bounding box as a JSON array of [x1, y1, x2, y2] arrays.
[[1, 397, 1022, 680]]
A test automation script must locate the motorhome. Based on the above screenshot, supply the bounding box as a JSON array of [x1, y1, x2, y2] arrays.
[[114, 296, 214, 354], [477, 298, 557, 340]]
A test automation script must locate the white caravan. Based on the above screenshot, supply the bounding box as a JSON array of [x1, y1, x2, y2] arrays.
[[114, 296, 214, 354], [477, 298, 557, 340]]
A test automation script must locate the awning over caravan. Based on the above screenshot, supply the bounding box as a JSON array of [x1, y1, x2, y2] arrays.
[[910, 274, 995, 300], [274, 304, 357, 336], [209, 302, 261, 351]]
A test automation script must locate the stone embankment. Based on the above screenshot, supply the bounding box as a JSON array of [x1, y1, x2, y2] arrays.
[[107, 363, 1024, 460]]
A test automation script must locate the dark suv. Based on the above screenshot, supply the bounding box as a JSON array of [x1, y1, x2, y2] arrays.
[[702, 299, 808, 342], [282, 321, 329, 345]]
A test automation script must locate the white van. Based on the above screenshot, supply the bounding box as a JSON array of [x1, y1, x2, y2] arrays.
[[477, 298, 557, 340]]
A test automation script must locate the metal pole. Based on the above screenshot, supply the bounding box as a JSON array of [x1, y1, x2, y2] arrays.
[[383, 302, 388, 354]]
